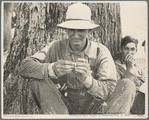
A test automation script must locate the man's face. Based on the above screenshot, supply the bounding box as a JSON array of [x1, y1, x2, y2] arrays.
[[67, 29, 89, 49], [122, 42, 137, 58]]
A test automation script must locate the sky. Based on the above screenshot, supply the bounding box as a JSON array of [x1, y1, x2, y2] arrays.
[[120, 1, 147, 58]]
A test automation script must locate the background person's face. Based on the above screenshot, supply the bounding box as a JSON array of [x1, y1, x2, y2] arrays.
[[122, 42, 137, 58], [67, 29, 89, 50]]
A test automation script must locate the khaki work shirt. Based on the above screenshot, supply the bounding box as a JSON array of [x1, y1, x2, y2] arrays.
[[19, 39, 117, 100]]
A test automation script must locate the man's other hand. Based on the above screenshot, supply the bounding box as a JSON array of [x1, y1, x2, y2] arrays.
[[75, 58, 91, 81], [125, 54, 135, 69], [75, 58, 93, 88], [125, 54, 138, 76]]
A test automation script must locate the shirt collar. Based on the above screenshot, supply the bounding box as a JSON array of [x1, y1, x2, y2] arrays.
[[84, 39, 91, 57]]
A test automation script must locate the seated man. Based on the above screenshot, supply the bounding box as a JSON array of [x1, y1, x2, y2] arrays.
[[19, 3, 136, 114], [115, 36, 145, 114]]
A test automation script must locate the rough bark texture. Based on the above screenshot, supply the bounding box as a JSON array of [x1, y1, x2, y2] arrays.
[[4, 2, 141, 114], [86, 3, 121, 58]]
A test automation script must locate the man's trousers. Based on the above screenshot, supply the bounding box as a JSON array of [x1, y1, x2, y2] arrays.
[[30, 78, 136, 114]]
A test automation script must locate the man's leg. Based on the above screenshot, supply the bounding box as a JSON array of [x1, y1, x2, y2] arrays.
[[30, 78, 69, 114], [104, 79, 136, 114]]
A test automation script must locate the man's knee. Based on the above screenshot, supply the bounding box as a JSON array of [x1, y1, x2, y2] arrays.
[[104, 79, 136, 114], [30, 79, 60, 98], [118, 79, 136, 95], [30, 79, 68, 114]]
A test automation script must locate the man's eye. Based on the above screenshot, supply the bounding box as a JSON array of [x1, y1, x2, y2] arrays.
[[78, 29, 85, 32], [131, 48, 135, 51], [124, 47, 129, 50], [69, 29, 74, 31], [68, 29, 74, 32], [124, 47, 135, 51]]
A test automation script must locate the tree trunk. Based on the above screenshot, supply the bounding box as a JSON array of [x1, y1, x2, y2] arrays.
[[86, 3, 121, 58], [4, 2, 121, 114]]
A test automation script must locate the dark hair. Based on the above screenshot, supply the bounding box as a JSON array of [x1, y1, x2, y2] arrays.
[[121, 36, 138, 48], [142, 40, 145, 46]]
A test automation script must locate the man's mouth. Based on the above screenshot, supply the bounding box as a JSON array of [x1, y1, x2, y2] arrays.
[[72, 40, 81, 44], [72, 39, 80, 42], [70, 38, 80, 42]]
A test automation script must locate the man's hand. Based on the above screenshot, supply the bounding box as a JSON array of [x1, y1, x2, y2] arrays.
[[125, 54, 137, 75], [75, 58, 93, 88], [53, 60, 75, 77], [125, 54, 135, 69]]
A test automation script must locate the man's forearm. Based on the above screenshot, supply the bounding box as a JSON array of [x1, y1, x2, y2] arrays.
[[18, 57, 49, 79], [125, 68, 144, 88], [84, 76, 117, 100]]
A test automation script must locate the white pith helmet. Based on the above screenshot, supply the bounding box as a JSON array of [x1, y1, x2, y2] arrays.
[[57, 2, 99, 29]]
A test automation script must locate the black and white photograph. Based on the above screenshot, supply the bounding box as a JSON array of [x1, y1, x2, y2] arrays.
[[2, 1, 148, 119]]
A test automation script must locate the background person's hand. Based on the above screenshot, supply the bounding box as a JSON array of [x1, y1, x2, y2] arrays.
[[125, 54, 135, 69], [125, 54, 137, 75], [53, 60, 75, 77]]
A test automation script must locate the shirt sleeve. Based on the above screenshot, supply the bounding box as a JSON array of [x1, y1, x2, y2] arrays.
[[87, 45, 117, 100], [18, 41, 57, 79], [132, 64, 145, 91], [135, 64, 145, 83], [18, 57, 50, 79]]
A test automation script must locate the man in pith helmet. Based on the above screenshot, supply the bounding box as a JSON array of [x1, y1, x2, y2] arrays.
[[19, 3, 136, 114]]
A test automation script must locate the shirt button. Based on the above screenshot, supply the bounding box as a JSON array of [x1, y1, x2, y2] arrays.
[[80, 91, 86, 96]]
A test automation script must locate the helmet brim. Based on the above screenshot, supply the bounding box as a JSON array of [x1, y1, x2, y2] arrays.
[[57, 20, 99, 29]]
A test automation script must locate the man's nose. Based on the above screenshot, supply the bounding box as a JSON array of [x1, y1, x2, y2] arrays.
[[73, 30, 79, 38], [127, 49, 132, 54]]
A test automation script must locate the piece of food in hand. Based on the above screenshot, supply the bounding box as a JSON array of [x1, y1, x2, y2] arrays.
[[77, 58, 88, 63]]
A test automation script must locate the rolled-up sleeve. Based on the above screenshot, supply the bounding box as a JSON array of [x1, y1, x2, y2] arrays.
[[19, 57, 50, 79], [132, 64, 145, 91], [18, 41, 57, 79], [87, 45, 117, 100], [136, 64, 145, 83]]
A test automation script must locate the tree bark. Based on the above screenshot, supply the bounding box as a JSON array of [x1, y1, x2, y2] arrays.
[[4, 2, 122, 114]]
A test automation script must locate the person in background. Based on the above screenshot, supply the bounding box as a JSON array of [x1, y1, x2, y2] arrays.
[[142, 40, 146, 53], [19, 3, 137, 114], [115, 36, 145, 114]]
